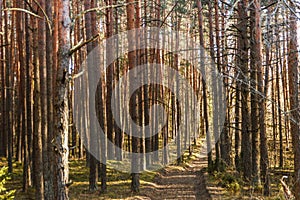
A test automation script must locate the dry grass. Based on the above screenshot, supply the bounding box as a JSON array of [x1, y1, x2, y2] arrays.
[[1, 158, 157, 200]]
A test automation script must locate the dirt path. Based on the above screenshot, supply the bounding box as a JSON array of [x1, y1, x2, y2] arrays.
[[139, 157, 211, 200]]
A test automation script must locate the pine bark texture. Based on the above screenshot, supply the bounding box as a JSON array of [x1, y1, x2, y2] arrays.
[[54, 0, 71, 199]]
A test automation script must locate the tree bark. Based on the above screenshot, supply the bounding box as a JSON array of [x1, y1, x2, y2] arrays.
[[105, 0, 115, 161], [126, 0, 140, 192], [54, 0, 71, 199], [84, 0, 99, 192], [33, 5, 44, 197], [197, 0, 212, 170], [288, 2, 300, 198], [4, 0, 13, 174], [45, 0, 55, 199], [250, 1, 259, 183], [237, 0, 252, 181]]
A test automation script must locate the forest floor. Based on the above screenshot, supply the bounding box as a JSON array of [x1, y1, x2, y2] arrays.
[[67, 141, 216, 200], [2, 141, 217, 200], [2, 142, 294, 199], [139, 153, 212, 199]]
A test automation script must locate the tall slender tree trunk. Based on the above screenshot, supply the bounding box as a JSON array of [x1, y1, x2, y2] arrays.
[[220, 2, 231, 166], [33, 6, 44, 198], [213, 0, 221, 170], [105, 0, 115, 161], [234, 45, 241, 171], [45, 0, 55, 199], [207, 1, 218, 169], [54, 0, 71, 198], [238, 0, 251, 180], [38, 0, 48, 198], [288, 2, 300, 198], [25, 2, 33, 189], [84, 0, 98, 192], [0, 0, 3, 158], [4, 0, 13, 174], [197, 0, 212, 170], [15, 0, 29, 192], [275, 11, 283, 168], [114, 0, 123, 161], [281, 12, 290, 152], [250, 1, 259, 183], [252, 0, 270, 195], [126, 0, 140, 192]]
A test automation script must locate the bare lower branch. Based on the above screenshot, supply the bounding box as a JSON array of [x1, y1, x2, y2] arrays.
[[72, 2, 138, 26], [2, 8, 43, 19], [32, 0, 52, 34], [69, 34, 100, 55]]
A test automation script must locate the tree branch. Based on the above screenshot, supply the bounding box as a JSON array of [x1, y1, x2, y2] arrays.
[[69, 34, 100, 55], [72, 1, 138, 26], [2, 8, 43, 19], [160, 1, 178, 27], [32, 0, 52, 34]]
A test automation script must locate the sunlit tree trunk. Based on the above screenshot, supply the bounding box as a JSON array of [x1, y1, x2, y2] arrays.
[[275, 12, 283, 168], [220, 2, 231, 166], [197, 0, 212, 170], [54, 0, 71, 198], [213, 0, 221, 170]]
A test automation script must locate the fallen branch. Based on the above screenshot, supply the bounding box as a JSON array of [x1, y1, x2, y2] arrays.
[[280, 176, 295, 200]]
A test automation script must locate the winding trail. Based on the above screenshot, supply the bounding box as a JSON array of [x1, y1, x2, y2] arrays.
[[139, 156, 212, 200]]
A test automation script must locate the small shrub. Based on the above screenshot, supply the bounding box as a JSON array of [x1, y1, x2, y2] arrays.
[[216, 172, 241, 194], [226, 182, 240, 194], [253, 184, 263, 193], [0, 166, 15, 200]]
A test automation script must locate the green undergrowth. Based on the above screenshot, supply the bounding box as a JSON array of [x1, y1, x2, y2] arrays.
[[0, 166, 15, 200], [205, 147, 296, 199], [211, 170, 242, 195], [0, 158, 158, 199], [1, 139, 206, 199], [206, 165, 294, 199]]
